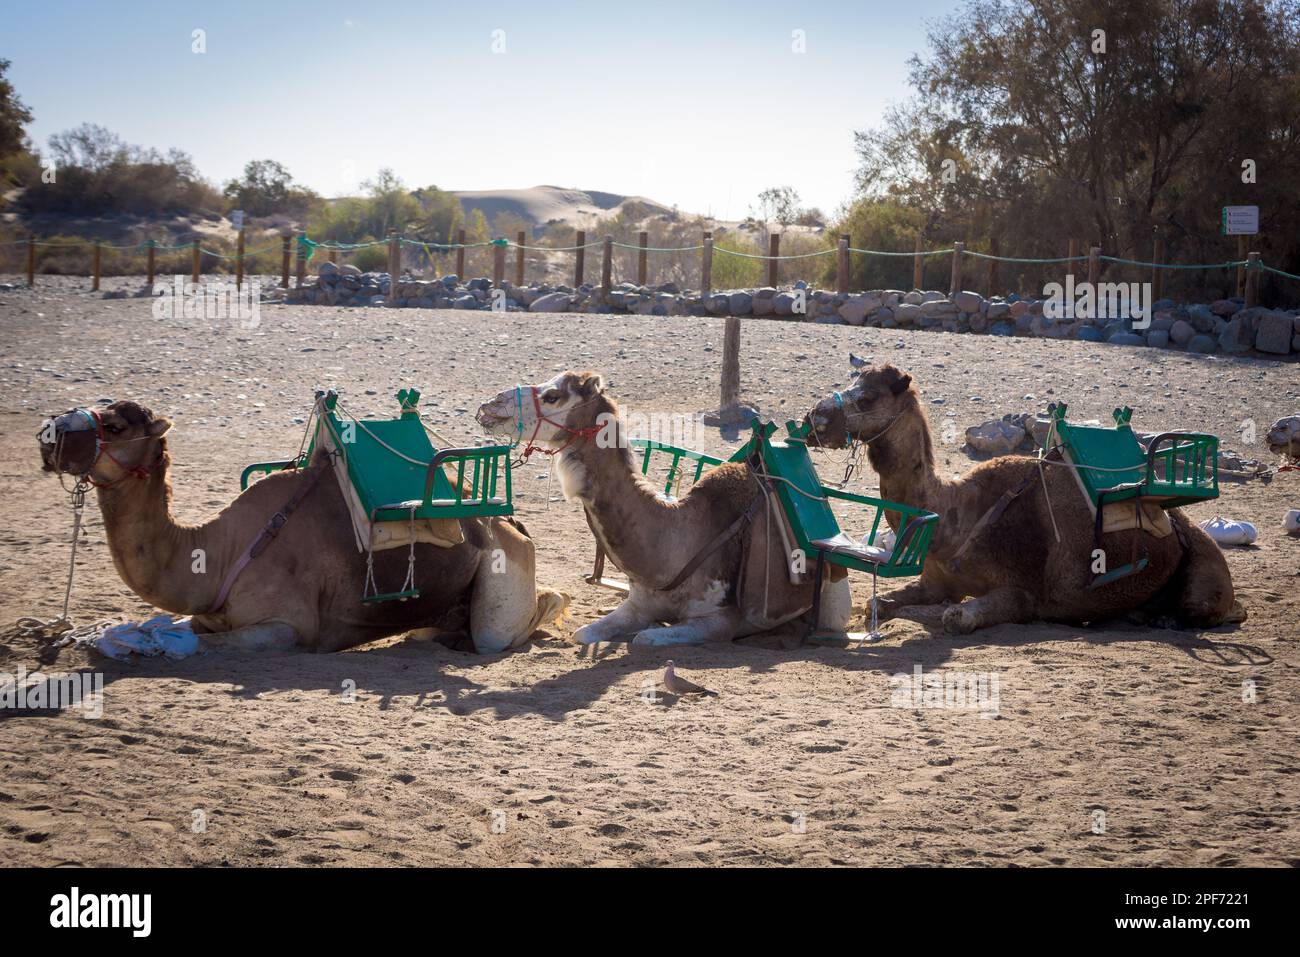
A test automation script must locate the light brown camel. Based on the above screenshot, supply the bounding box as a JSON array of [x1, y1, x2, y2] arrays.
[[803, 363, 1242, 634], [475, 372, 852, 646], [38, 400, 566, 654]]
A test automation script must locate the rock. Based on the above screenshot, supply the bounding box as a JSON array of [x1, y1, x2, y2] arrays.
[[452, 294, 478, 309], [953, 290, 983, 313], [920, 300, 959, 319], [706, 294, 730, 315], [965, 419, 1026, 457], [752, 296, 775, 317], [1188, 334, 1217, 354], [727, 291, 753, 315], [337, 264, 362, 278], [773, 292, 798, 317], [1077, 325, 1103, 342], [989, 321, 1015, 337], [657, 281, 680, 295], [753, 286, 777, 300], [530, 292, 571, 312], [838, 294, 883, 325], [1188, 303, 1217, 333], [894, 303, 922, 326], [1218, 316, 1253, 353], [1254, 311, 1293, 354], [986, 302, 1010, 320], [1147, 330, 1171, 349], [1169, 319, 1196, 346], [1108, 331, 1146, 347], [903, 290, 924, 305], [1211, 298, 1240, 317]]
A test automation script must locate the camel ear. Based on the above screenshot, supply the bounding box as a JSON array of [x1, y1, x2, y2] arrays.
[[889, 373, 912, 396], [148, 417, 172, 437], [578, 373, 605, 397]]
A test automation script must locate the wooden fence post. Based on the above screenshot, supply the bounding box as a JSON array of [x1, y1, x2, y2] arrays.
[[387, 230, 401, 305], [492, 239, 505, 288], [515, 230, 526, 286], [1066, 238, 1080, 287], [949, 241, 964, 296], [721, 316, 741, 410], [455, 228, 466, 278], [701, 231, 713, 298], [837, 235, 850, 295], [913, 233, 924, 290], [1244, 252, 1260, 308], [328, 244, 338, 265], [280, 234, 291, 289], [1152, 230, 1165, 302], [768, 233, 779, 288], [235, 228, 245, 290], [574, 229, 586, 286], [637, 231, 648, 286], [146, 239, 156, 289], [191, 240, 201, 285], [1087, 244, 1101, 287], [92, 242, 102, 292], [295, 231, 308, 289], [601, 235, 612, 299], [1236, 235, 1248, 298], [987, 237, 999, 298]]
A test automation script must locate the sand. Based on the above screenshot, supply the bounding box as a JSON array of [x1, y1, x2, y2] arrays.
[[0, 275, 1297, 867]]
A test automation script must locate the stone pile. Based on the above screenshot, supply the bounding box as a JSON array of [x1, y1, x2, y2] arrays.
[[281, 262, 1300, 359]]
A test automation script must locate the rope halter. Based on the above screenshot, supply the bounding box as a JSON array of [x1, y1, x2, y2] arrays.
[[48, 406, 165, 490]]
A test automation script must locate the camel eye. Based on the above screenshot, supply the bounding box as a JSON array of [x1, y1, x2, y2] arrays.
[[542, 391, 562, 405], [106, 422, 124, 434]]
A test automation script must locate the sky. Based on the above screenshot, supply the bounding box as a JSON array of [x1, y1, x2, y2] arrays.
[[5, 0, 960, 218]]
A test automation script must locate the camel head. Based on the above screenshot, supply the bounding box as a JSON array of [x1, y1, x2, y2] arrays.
[[39, 400, 172, 486], [803, 361, 915, 449], [1265, 415, 1300, 463], [476, 371, 610, 450]]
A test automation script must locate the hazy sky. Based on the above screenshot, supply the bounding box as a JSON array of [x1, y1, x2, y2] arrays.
[[6, 0, 958, 217]]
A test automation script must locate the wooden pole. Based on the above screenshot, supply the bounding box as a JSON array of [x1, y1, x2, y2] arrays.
[[913, 233, 924, 290], [92, 242, 102, 292], [574, 229, 586, 286], [768, 233, 779, 288], [701, 231, 713, 298], [837, 235, 850, 295], [1236, 235, 1248, 297], [600, 235, 612, 299], [1152, 230, 1165, 302], [146, 240, 156, 289], [949, 241, 964, 296], [492, 239, 505, 288], [515, 230, 526, 286], [280, 234, 291, 289], [295, 231, 307, 289], [455, 228, 466, 278], [1066, 238, 1080, 287], [235, 228, 245, 290], [26, 237, 35, 287], [191, 240, 201, 285], [328, 245, 338, 264], [987, 237, 999, 298], [387, 229, 401, 305], [637, 231, 648, 286], [1087, 244, 1101, 288], [1244, 252, 1260, 308], [720, 316, 741, 409]]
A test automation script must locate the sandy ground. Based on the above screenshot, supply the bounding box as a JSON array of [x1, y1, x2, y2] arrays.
[[0, 274, 1297, 867]]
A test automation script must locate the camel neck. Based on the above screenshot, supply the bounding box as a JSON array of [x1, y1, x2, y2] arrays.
[[94, 452, 209, 613], [865, 402, 945, 517]]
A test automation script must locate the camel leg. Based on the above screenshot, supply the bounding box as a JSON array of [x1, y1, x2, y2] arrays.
[[470, 519, 568, 654], [941, 586, 1037, 635], [572, 592, 659, 645], [632, 607, 744, 646], [195, 621, 300, 654], [878, 572, 953, 621], [1165, 515, 1241, 628]]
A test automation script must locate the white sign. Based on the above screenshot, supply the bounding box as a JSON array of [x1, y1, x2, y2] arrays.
[[231, 209, 245, 230], [1222, 206, 1258, 235]]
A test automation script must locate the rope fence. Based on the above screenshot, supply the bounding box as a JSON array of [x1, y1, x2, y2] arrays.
[[2, 227, 1294, 308]]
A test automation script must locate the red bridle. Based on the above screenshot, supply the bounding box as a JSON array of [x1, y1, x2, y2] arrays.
[[61, 407, 165, 489], [516, 385, 604, 460]]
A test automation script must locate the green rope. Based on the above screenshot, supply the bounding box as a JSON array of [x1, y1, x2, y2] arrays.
[[297, 235, 318, 261], [1263, 264, 1300, 282], [713, 245, 836, 260], [850, 246, 955, 258], [963, 251, 1087, 264], [1099, 255, 1245, 270], [611, 241, 705, 253]]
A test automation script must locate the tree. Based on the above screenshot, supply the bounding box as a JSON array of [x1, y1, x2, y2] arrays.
[[0, 59, 32, 165], [222, 159, 311, 217], [753, 186, 802, 230]]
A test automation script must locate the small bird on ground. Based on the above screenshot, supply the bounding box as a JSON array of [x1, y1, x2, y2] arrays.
[[663, 660, 718, 697]]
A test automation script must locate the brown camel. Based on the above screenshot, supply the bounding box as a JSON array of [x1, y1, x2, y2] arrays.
[[475, 372, 852, 646], [38, 400, 566, 653], [803, 363, 1242, 634]]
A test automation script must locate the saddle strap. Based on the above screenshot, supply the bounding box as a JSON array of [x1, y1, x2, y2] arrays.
[[206, 463, 330, 614], [658, 491, 766, 593], [948, 473, 1037, 571]]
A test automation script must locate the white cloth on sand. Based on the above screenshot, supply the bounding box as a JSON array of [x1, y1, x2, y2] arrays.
[[90, 614, 200, 661]]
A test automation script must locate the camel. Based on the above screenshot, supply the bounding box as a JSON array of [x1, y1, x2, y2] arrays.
[[475, 371, 852, 646], [803, 362, 1242, 634], [38, 400, 566, 654]]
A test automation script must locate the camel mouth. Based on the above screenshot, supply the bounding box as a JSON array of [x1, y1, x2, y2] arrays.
[[474, 406, 514, 435]]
